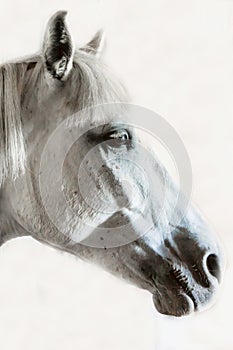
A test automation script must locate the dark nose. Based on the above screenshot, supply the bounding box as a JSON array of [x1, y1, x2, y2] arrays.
[[185, 251, 222, 289], [206, 253, 221, 282], [166, 234, 222, 288]]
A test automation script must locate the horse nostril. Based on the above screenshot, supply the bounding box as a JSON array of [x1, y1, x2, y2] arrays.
[[206, 254, 220, 282]]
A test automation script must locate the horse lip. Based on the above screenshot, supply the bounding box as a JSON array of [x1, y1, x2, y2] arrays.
[[184, 293, 198, 311], [170, 266, 198, 310]]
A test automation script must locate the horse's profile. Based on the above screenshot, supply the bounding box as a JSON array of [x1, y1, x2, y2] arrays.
[[0, 11, 223, 317]]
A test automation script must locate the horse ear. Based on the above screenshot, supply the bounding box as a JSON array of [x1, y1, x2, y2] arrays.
[[80, 30, 105, 57], [43, 11, 74, 80]]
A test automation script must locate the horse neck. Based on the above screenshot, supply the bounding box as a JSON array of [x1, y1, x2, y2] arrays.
[[0, 187, 27, 247]]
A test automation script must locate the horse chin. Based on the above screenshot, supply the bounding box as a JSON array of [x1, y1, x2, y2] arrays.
[[152, 291, 195, 317]]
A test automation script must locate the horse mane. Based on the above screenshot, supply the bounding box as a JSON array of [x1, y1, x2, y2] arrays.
[[0, 50, 128, 187], [0, 62, 28, 187]]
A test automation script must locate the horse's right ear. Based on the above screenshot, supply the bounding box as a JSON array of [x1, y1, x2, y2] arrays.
[[42, 11, 74, 80], [80, 30, 105, 57]]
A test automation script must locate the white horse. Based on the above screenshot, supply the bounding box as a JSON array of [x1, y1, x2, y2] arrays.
[[0, 11, 223, 317]]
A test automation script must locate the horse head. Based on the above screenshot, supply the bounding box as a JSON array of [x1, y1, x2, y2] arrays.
[[0, 11, 224, 317]]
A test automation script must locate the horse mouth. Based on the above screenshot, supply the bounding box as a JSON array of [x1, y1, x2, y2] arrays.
[[169, 267, 198, 310], [152, 267, 199, 317]]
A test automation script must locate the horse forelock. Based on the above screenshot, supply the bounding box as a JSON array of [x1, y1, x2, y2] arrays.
[[0, 49, 128, 187]]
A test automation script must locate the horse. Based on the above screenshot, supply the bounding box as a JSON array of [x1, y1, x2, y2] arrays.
[[0, 10, 223, 317]]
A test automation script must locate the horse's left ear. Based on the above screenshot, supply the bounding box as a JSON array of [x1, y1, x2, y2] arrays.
[[80, 30, 105, 57], [43, 11, 74, 80]]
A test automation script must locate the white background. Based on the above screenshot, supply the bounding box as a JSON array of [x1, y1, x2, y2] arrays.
[[0, 1, 232, 349]]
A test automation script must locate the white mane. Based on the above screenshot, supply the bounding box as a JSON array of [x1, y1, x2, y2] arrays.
[[0, 63, 27, 186]]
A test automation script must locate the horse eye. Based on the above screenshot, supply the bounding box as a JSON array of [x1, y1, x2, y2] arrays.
[[107, 130, 130, 143]]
